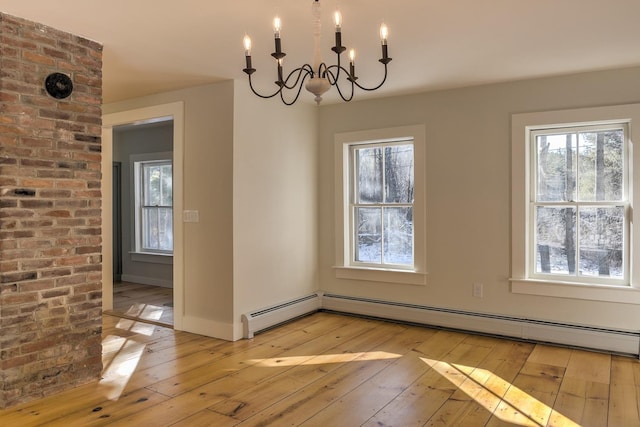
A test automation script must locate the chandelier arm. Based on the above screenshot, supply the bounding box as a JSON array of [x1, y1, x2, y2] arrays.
[[247, 73, 283, 99], [323, 66, 355, 102], [352, 62, 389, 92], [280, 70, 313, 105], [281, 64, 314, 90]]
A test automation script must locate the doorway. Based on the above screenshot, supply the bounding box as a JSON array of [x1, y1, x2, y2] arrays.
[[102, 102, 185, 330], [111, 119, 174, 326]]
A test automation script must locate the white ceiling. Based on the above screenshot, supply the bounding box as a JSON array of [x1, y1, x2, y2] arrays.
[[3, 0, 640, 105]]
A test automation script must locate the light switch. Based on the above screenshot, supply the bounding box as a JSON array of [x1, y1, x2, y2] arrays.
[[183, 210, 199, 223]]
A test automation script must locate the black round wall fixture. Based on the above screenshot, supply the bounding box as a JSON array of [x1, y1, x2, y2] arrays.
[[45, 72, 73, 99]]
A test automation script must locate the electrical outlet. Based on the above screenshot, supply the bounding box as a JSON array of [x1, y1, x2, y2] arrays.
[[473, 282, 483, 298]]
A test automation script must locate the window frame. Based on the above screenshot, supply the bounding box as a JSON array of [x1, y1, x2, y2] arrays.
[[529, 123, 629, 286], [131, 151, 174, 256], [349, 140, 415, 269], [334, 125, 427, 285], [511, 104, 640, 304]]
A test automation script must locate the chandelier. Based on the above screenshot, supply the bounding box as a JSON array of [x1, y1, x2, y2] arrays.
[[242, 0, 391, 105]]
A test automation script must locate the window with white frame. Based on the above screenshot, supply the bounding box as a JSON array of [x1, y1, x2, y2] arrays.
[[511, 104, 640, 304], [334, 125, 426, 285], [134, 158, 173, 254], [531, 124, 627, 284], [350, 141, 414, 267]]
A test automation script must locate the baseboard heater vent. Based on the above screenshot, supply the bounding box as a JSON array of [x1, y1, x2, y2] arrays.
[[321, 293, 640, 356], [241, 292, 321, 338]]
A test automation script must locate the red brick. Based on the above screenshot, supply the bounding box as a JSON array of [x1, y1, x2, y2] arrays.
[[0, 11, 103, 408], [22, 50, 55, 66]]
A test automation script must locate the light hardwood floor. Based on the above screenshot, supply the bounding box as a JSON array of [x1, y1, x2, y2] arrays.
[[1, 312, 639, 426], [107, 281, 173, 326]]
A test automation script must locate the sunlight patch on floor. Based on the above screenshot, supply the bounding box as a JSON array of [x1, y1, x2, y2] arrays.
[[123, 303, 165, 322], [97, 319, 157, 400], [116, 317, 157, 336], [421, 357, 580, 426], [248, 351, 402, 367]]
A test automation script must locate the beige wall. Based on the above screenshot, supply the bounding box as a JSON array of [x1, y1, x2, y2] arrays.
[[318, 66, 640, 331], [232, 84, 318, 339], [104, 81, 319, 340], [104, 66, 640, 339], [104, 81, 236, 338]]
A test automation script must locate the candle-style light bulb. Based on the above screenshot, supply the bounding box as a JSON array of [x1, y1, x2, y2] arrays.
[[333, 9, 344, 51], [334, 10, 342, 31], [380, 23, 388, 45], [242, 34, 254, 74], [349, 49, 356, 79], [243, 35, 252, 56], [274, 16, 281, 38], [273, 16, 283, 57], [379, 23, 390, 63]]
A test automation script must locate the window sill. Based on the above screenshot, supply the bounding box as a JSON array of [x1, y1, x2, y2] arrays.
[[130, 252, 173, 265], [510, 278, 640, 305], [334, 266, 427, 286]]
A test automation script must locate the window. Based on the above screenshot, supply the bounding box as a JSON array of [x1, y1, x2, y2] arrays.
[[531, 124, 627, 284], [351, 142, 414, 267], [134, 158, 173, 254], [334, 125, 426, 285], [511, 104, 640, 304]]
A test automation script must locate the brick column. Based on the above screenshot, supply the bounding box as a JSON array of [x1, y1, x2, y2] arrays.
[[0, 13, 103, 408]]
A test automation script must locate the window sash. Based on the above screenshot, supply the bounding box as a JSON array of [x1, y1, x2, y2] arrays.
[[136, 159, 173, 254], [529, 123, 629, 285], [349, 140, 414, 269]]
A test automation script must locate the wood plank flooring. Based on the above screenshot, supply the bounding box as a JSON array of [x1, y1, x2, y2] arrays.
[[1, 312, 639, 426], [107, 281, 173, 326]]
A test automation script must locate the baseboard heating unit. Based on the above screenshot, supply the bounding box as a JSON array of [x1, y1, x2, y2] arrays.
[[321, 293, 640, 357], [241, 292, 639, 356], [241, 292, 322, 338]]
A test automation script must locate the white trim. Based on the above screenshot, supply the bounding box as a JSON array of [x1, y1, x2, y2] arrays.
[[182, 315, 236, 342], [121, 274, 173, 288], [511, 279, 640, 304], [131, 152, 174, 255], [235, 292, 639, 354], [334, 125, 427, 284], [130, 252, 173, 265], [511, 103, 640, 302], [321, 293, 640, 355], [102, 102, 185, 330], [333, 266, 426, 286]]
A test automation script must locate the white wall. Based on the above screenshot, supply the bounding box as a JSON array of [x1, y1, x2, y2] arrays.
[[232, 83, 318, 339], [318, 66, 640, 331]]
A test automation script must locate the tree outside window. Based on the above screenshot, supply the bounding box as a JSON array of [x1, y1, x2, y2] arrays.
[[532, 125, 626, 281], [351, 141, 414, 267]]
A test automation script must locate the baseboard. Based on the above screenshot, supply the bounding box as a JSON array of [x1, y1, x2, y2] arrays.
[[237, 291, 640, 356], [241, 293, 322, 338], [182, 315, 236, 341], [321, 293, 640, 356], [121, 274, 173, 288]]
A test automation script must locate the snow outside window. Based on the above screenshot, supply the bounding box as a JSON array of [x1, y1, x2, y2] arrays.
[[531, 124, 628, 285], [350, 142, 414, 268], [334, 125, 427, 286], [511, 104, 640, 304]]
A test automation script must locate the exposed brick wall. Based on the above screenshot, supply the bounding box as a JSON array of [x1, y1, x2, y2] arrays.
[[0, 13, 103, 408]]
